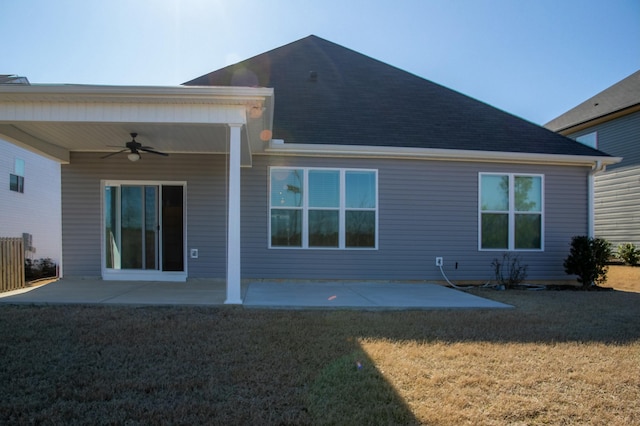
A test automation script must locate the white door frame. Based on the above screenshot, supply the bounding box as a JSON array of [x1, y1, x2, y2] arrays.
[[101, 180, 188, 282]]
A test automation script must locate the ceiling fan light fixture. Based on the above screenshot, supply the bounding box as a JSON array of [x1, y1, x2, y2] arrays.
[[127, 152, 141, 162]]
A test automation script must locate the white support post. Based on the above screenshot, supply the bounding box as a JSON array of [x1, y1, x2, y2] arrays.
[[225, 124, 243, 304]]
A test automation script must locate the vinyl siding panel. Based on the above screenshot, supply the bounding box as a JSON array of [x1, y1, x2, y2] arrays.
[[62, 152, 590, 282], [242, 155, 589, 282], [570, 110, 640, 246], [570, 110, 640, 169], [61, 152, 229, 278], [594, 166, 640, 246]]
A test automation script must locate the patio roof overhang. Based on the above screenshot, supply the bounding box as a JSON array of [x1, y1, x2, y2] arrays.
[[0, 84, 274, 166]]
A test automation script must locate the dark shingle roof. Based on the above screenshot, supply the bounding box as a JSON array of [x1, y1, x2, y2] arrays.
[[185, 35, 608, 158], [545, 70, 640, 132]]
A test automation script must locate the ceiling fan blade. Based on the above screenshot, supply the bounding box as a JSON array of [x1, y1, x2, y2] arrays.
[[101, 149, 128, 159], [139, 147, 169, 156]]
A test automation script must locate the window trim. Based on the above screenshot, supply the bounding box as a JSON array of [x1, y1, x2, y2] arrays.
[[575, 131, 598, 149], [478, 172, 544, 252], [269, 167, 378, 250], [9, 174, 24, 193]]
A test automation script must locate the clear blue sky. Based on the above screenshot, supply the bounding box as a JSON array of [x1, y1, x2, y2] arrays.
[[2, 0, 638, 125]]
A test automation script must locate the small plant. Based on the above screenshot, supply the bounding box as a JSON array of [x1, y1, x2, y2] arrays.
[[563, 236, 612, 288], [25, 258, 58, 282], [491, 253, 528, 289], [617, 242, 639, 266]]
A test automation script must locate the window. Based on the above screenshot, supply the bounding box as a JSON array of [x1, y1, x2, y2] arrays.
[[270, 167, 377, 249], [9, 158, 24, 193], [479, 173, 543, 250], [575, 132, 597, 149]]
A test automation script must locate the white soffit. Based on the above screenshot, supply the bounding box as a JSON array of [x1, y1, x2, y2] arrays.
[[0, 84, 274, 164]]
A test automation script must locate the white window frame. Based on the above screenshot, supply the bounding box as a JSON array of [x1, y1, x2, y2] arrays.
[[9, 158, 25, 193], [575, 131, 598, 149], [100, 180, 188, 281], [478, 173, 544, 252], [268, 167, 378, 250]]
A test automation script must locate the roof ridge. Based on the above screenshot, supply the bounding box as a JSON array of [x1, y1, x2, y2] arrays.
[[545, 69, 640, 131]]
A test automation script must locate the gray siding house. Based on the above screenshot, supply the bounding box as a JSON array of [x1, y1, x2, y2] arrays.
[[546, 70, 639, 247], [0, 36, 619, 303]]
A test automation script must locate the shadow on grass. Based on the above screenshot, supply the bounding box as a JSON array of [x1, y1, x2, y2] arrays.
[[0, 305, 419, 425], [306, 348, 418, 424]]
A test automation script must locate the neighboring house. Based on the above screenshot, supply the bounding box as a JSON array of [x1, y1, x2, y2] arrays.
[[0, 36, 619, 303], [546, 70, 639, 248], [0, 75, 62, 266]]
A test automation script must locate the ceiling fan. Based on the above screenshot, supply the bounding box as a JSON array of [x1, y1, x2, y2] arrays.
[[101, 133, 168, 161]]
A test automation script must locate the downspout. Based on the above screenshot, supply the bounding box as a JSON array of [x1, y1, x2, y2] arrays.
[[588, 160, 606, 238]]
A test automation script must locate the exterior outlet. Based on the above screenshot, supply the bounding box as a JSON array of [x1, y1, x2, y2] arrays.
[[190, 249, 199, 259], [435, 257, 443, 267]]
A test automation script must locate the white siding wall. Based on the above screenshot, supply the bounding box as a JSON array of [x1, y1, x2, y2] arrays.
[[0, 138, 62, 263]]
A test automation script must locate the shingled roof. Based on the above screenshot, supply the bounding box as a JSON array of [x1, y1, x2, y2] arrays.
[[545, 69, 640, 133], [185, 35, 608, 158]]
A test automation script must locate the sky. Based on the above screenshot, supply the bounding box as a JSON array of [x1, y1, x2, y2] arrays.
[[1, 0, 639, 125]]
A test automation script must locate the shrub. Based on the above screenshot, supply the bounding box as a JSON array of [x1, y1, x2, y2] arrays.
[[25, 258, 58, 282], [563, 236, 612, 288], [491, 253, 528, 289], [617, 242, 639, 266]]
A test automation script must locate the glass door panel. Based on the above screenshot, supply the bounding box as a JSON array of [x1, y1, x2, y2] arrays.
[[105, 186, 120, 269], [121, 186, 143, 269], [161, 185, 184, 272], [105, 184, 168, 272]]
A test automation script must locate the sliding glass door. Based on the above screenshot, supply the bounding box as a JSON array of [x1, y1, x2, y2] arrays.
[[104, 182, 184, 277]]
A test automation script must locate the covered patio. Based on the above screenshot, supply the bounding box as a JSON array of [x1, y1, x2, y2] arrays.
[[0, 83, 274, 304]]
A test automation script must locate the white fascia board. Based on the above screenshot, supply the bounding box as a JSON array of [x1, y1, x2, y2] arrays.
[[0, 84, 274, 105], [0, 85, 274, 127], [264, 142, 622, 167]]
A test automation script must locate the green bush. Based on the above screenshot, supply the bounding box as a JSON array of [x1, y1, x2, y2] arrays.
[[563, 236, 612, 288], [617, 242, 639, 266]]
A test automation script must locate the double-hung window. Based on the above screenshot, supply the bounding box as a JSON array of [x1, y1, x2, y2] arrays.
[[479, 173, 543, 250], [9, 158, 25, 193], [270, 167, 377, 249]]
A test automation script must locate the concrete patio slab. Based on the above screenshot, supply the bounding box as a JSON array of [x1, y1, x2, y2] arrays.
[[0, 279, 512, 310], [0, 279, 228, 306], [243, 282, 512, 309]]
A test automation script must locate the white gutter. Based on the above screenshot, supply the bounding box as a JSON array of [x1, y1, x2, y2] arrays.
[[588, 160, 606, 238], [265, 141, 623, 167]]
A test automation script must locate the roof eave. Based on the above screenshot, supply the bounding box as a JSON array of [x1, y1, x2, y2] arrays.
[[553, 103, 640, 135], [0, 84, 274, 104], [264, 141, 622, 166]]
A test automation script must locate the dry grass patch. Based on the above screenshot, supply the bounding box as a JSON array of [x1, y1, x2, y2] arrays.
[[361, 340, 639, 425], [606, 264, 640, 293], [1, 281, 639, 425]]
